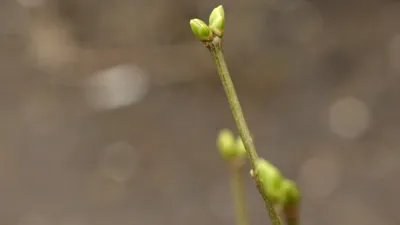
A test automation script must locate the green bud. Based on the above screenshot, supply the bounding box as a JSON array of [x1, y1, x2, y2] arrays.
[[234, 137, 247, 158], [255, 159, 283, 189], [209, 5, 225, 37], [280, 179, 301, 206], [254, 158, 284, 204], [217, 129, 236, 160], [217, 129, 248, 161], [189, 19, 213, 42]]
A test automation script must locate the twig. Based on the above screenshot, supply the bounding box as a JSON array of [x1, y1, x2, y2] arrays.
[[207, 36, 282, 225]]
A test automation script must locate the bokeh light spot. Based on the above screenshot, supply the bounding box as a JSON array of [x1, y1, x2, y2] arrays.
[[299, 152, 342, 200], [85, 64, 149, 110], [329, 97, 370, 139]]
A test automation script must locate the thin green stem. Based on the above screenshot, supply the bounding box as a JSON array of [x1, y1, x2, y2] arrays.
[[207, 37, 258, 168], [207, 36, 282, 225], [230, 163, 250, 225]]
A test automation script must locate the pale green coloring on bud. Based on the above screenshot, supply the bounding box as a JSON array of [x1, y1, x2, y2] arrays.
[[254, 158, 284, 203], [280, 179, 301, 205], [234, 137, 247, 158], [217, 129, 247, 161], [190, 18, 213, 42], [209, 5, 225, 37], [217, 129, 236, 160], [255, 159, 283, 189]]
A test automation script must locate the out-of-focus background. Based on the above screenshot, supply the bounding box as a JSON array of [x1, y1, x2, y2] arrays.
[[1, 0, 400, 224]]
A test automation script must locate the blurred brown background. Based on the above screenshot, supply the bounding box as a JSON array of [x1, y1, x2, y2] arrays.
[[1, 0, 400, 224]]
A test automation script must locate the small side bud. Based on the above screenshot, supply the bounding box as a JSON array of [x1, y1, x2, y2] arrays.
[[209, 5, 225, 37], [217, 129, 247, 162], [254, 158, 284, 204], [281, 179, 301, 205], [255, 159, 283, 189], [217, 129, 236, 160], [190, 19, 213, 42], [234, 137, 247, 158]]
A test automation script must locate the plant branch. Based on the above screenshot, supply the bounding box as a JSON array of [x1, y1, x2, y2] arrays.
[[207, 37, 258, 168], [207, 36, 282, 225]]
